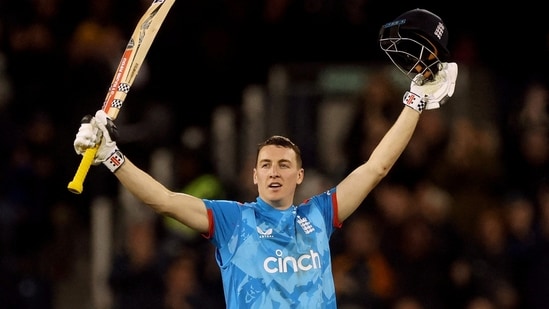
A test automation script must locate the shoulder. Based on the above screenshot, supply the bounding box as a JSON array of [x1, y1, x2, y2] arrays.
[[299, 187, 337, 206], [203, 199, 245, 207], [203, 199, 259, 215]]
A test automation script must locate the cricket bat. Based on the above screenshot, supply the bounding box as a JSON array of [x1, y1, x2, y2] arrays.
[[68, 0, 176, 194]]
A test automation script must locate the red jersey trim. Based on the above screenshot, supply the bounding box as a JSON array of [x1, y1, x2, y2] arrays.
[[332, 191, 342, 228], [201, 208, 214, 239]]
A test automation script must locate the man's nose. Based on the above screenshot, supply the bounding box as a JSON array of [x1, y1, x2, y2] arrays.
[[269, 166, 280, 177]]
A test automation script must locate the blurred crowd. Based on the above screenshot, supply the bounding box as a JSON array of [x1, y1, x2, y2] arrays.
[[0, 0, 548, 309]]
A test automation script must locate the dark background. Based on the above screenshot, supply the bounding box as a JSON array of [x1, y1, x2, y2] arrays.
[[0, 1, 548, 308]]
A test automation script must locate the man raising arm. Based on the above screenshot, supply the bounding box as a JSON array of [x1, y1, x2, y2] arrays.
[[73, 8, 457, 309]]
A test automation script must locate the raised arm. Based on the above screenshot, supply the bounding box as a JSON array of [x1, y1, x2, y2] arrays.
[[336, 107, 418, 221], [73, 110, 210, 233], [114, 159, 210, 233], [336, 63, 458, 222]]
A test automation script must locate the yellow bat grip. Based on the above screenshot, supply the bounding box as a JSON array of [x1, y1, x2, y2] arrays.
[[67, 146, 98, 194]]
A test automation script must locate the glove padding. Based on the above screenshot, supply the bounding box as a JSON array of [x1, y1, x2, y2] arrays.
[[403, 62, 458, 112], [74, 114, 99, 156], [94, 110, 120, 164], [73, 110, 120, 166]]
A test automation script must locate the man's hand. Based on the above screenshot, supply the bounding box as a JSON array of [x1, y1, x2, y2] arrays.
[[74, 114, 99, 156], [73, 110, 125, 172], [403, 62, 458, 112]]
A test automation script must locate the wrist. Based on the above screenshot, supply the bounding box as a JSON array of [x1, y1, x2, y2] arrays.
[[102, 148, 125, 173], [403, 91, 426, 113]]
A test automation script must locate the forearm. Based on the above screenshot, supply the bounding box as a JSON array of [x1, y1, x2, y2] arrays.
[[113, 158, 210, 232], [367, 106, 419, 176], [114, 159, 173, 210], [337, 107, 419, 220]]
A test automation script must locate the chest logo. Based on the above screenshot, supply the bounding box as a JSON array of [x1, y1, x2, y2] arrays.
[[257, 227, 274, 238], [297, 216, 315, 234]]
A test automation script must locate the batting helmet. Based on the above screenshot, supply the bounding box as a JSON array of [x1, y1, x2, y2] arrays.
[[379, 8, 450, 84]]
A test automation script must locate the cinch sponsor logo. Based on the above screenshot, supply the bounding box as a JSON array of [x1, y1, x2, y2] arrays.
[[263, 249, 321, 273]]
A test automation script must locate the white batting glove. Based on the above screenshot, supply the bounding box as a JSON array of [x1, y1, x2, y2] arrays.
[[403, 62, 458, 113], [74, 115, 100, 156], [94, 110, 125, 172]]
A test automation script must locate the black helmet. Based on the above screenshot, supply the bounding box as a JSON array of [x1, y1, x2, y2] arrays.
[[379, 8, 450, 84]]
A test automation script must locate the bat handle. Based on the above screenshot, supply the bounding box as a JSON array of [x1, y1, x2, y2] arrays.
[[67, 146, 98, 194]]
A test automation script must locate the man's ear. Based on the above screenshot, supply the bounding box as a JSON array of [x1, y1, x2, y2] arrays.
[[253, 168, 258, 185], [296, 168, 304, 185]]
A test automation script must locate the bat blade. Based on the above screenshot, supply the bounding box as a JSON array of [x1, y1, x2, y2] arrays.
[[68, 0, 176, 194]]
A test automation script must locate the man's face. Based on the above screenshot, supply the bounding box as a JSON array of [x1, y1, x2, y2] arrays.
[[254, 145, 304, 209]]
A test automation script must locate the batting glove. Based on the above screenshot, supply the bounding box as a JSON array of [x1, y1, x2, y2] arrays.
[[94, 110, 125, 172], [74, 114, 99, 155], [403, 62, 458, 113]]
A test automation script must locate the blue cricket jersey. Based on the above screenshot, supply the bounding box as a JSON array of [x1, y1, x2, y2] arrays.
[[203, 187, 341, 309]]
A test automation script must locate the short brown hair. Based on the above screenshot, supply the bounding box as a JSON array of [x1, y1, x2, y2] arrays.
[[257, 135, 302, 168]]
